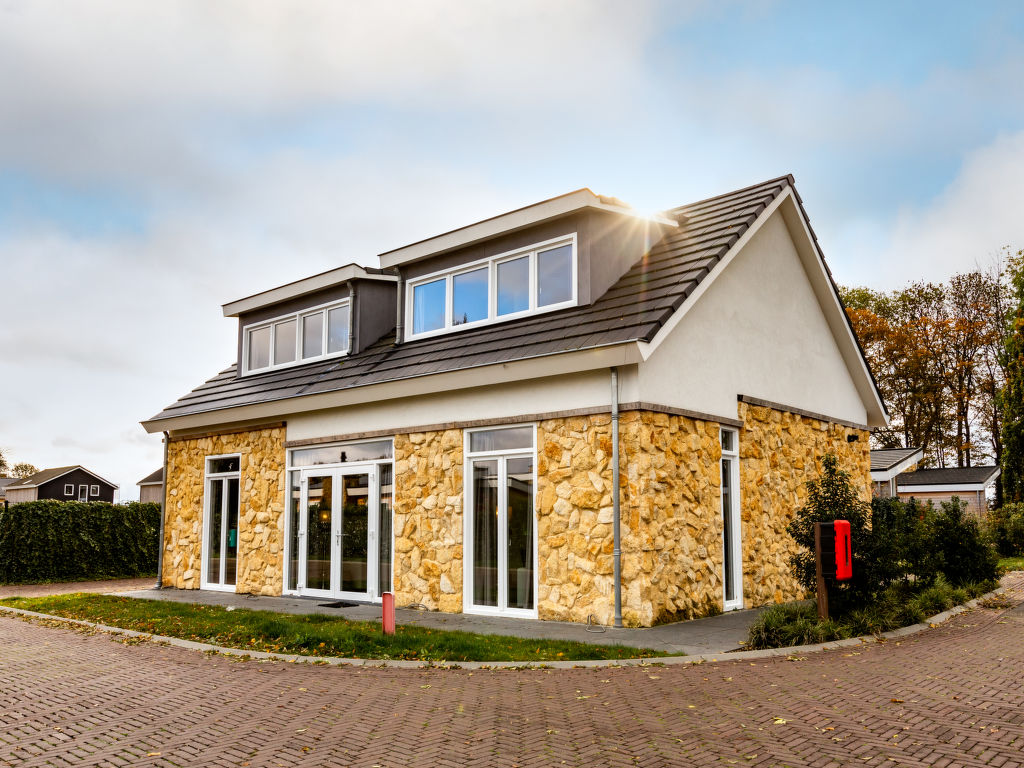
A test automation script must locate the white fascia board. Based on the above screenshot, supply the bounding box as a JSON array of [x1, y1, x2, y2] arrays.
[[870, 449, 925, 481], [897, 483, 991, 493], [636, 187, 889, 428], [378, 190, 678, 269], [222, 264, 396, 318], [141, 341, 644, 435]]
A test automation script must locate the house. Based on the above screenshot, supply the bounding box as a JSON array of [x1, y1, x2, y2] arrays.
[[870, 447, 924, 497], [4, 466, 118, 504], [895, 465, 999, 517], [137, 469, 164, 504], [0, 477, 17, 501], [141, 176, 887, 627]]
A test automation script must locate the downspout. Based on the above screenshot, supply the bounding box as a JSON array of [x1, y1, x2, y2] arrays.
[[611, 368, 623, 628], [155, 431, 169, 589], [394, 268, 405, 344], [348, 282, 358, 355]]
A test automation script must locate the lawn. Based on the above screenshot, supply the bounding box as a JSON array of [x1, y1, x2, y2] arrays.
[[1000, 556, 1024, 572], [0, 594, 665, 662]]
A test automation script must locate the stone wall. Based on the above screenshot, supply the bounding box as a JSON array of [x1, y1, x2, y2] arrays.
[[392, 429, 463, 613], [536, 412, 723, 627], [737, 401, 870, 606], [163, 426, 286, 594]]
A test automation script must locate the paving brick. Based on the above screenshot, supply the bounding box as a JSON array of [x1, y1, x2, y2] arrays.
[[0, 575, 1021, 767]]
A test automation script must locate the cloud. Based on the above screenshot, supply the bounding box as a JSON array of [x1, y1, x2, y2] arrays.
[[833, 131, 1024, 288]]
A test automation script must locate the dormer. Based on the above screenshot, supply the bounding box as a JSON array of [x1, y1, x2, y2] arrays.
[[223, 264, 396, 376], [379, 189, 679, 342]]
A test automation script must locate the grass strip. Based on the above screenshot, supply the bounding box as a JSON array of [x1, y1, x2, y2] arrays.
[[999, 556, 1024, 572], [0, 594, 665, 662]]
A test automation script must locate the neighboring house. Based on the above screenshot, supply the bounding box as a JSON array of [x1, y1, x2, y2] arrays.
[[870, 447, 924, 498], [0, 477, 17, 502], [137, 469, 164, 504], [142, 176, 887, 627], [4, 466, 118, 504], [895, 465, 999, 517]]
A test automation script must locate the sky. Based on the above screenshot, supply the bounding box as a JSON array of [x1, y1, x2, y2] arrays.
[[2, 0, 1024, 498]]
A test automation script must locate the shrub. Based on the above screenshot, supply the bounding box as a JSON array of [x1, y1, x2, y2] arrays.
[[987, 503, 1024, 556], [0, 501, 160, 584], [932, 499, 1000, 586], [862, 496, 941, 591]]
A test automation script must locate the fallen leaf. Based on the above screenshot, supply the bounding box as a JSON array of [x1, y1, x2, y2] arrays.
[[773, 718, 788, 725], [890, 699, 904, 704]]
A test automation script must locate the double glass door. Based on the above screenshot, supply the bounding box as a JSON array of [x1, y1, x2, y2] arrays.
[[298, 465, 385, 601]]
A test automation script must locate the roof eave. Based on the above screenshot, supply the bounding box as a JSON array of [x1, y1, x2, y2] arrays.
[[222, 264, 397, 318]]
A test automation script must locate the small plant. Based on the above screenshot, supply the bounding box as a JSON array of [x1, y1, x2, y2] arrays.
[[933, 499, 1000, 586], [987, 503, 1024, 556]]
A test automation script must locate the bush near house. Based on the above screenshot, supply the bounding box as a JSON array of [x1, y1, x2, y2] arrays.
[[749, 455, 1000, 649], [0, 501, 160, 584], [986, 503, 1024, 556]]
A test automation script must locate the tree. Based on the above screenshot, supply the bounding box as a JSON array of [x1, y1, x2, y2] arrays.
[[1000, 251, 1024, 502], [10, 462, 38, 479], [0, 449, 7, 476]]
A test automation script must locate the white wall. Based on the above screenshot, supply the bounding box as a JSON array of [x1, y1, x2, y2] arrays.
[[287, 368, 639, 442], [637, 209, 868, 425]]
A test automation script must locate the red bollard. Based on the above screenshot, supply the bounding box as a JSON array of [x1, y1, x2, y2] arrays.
[[382, 591, 395, 636]]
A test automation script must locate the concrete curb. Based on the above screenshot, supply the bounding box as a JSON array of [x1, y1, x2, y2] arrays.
[[0, 584, 1008, 670]]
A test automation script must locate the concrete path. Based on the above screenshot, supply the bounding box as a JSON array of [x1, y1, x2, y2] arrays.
[[120, 587, 764, 655], [0, 576, 155, 599], [1, 573, 1021, 767]]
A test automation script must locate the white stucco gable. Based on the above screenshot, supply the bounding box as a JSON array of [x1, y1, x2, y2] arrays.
[[636, 190, 886, 427]]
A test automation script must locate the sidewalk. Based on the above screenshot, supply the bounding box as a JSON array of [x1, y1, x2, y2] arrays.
[[0, 576, 155, 599], [119, 587, 765, 655]]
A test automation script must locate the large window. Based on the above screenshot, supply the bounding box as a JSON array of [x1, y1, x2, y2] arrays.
[[407, 235, 576, 339], [203, 454, 241, 591], [244, 300, 350, 374], [464, 425, 536, 616]]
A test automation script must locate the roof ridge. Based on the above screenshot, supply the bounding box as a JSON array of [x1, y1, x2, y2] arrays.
[[669, 174, 793, 214]]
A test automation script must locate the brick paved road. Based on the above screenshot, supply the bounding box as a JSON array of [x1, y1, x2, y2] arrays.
[[1, 576, 1022, 768]]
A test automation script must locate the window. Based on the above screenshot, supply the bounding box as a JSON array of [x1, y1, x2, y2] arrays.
[[407, 235, 576, 339], [204, 454, 241, 590], [244, 300, 350, 374], [90, 484, 99, 496], [464, 425, 536, 616], [720, 428, 743, 611], [64, 484, 73, 496]]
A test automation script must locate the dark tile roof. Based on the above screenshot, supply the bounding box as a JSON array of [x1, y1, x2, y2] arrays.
[[148, 177, 793, 423], [138, 468, 164, 485], [897, 466, 999, 487], [7, 466, 80, 489], [870, 447, 922, 472]]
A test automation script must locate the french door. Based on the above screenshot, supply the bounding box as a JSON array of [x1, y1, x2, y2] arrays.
[[465, 449, 536, 617], [298, 464, 380, 601], [202, 456, 241, 591]]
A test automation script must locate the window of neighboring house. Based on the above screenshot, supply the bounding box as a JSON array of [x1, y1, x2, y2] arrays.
[[64, 484, 73, 496], [78, 485, 88, 502], [407, 235, 576, 340], [90, 485, 99, 496], [244, 300, 350, 374]]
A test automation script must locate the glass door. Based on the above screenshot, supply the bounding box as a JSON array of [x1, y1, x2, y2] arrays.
[[202, 456, 241, 591], [720, 429, 743, 611], [298, 465, 378, 601], [465, 425, 536, 617]]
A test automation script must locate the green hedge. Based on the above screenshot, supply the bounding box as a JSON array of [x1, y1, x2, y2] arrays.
[[0, 501, 160, 584]]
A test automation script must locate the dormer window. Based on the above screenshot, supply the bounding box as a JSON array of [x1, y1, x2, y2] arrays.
[[243, 299, 350, 374], [407, 235, 576, 340]]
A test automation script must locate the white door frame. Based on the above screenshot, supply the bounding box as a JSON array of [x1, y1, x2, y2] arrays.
[[720, 428, 743, 611], [297, 463, 379, 602], [200, 454, 241, 593], [463, 425, 539, 619]]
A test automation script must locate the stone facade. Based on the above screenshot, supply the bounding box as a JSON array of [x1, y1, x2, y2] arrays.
[[737, 402, 870, 607], [162, 426, 286, 594], [536, 412, 723, 627], [392, 429, 464, 613]]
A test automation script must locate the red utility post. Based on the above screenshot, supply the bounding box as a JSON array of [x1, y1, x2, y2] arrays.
[[382, 591, 396, 636]]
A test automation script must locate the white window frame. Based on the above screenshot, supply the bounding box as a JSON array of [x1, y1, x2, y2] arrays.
[[201, 453, 242, 592], [64, 484, 74, 496], [720, 428, 743, 612], [89, 484, 100, 496], [405, 234, 577, 341], [463, 424, 539, 619], [282, 438, 395, 602], [241, 298, 350, 375]]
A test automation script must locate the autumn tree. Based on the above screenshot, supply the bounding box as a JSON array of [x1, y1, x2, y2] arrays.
[[10, 462, 38, 480]]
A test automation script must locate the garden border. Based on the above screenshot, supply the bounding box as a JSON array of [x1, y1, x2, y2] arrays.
[[0, 583, 1009, 670]]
